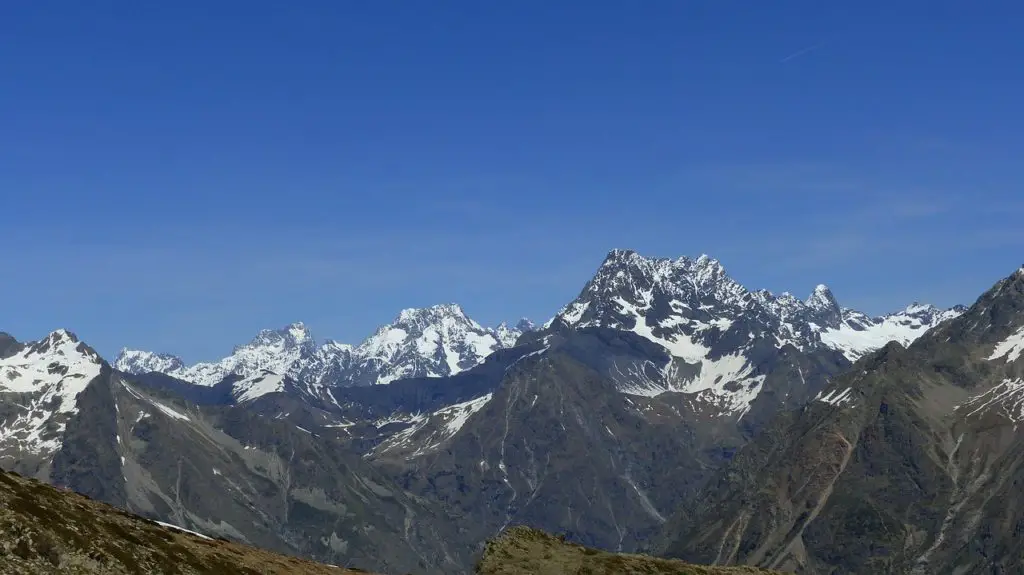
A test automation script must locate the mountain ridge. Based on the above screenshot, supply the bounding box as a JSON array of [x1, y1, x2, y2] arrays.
[[657, 265, 1024, 574], [2, 248, 976, 573], [115, 304, 534, 397]]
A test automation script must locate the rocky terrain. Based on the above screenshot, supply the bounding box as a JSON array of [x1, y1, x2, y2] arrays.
[[0, 468, 369, 574], [370, 251, 962, 554], [0, 331, 466, 574], [659, 267, 1024, 574]]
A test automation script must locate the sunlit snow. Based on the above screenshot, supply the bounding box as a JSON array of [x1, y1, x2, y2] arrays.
[[233, 372, 286, 403], [815, 387, 854, 407], [0, 330, 103, 454], [989, 326, 1024, 364], [153, 520, 212, 540], [373, 393, 494, 457], [957, 378, 1024, 424], [121, 381, 190, 421], [820, 305, 962, 361]]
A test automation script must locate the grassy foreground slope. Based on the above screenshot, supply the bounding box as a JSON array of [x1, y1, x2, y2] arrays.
[[477, 526, 781, 575], [0, 470, 366, 575]]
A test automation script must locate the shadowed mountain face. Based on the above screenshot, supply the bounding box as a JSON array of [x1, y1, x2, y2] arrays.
[[659, 268, 1024, 575], [0, 335, 467, 574], [373, 324, 849, 554]]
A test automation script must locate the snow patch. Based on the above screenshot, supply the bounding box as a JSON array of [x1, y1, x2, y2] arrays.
[[121, 381, 190, 421], [0, 331, 103, 454], [153, 520, 212, 540], [815, 387, 854, 407], [822, 307, 962, 361], [374, 393, 494, 457], [233, 372, 286, 402], [958, 378, 1024, 424], [989, 326, 1024, 364]]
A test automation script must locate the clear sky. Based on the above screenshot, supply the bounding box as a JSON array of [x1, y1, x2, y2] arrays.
[[3, 1, 1022, 362]]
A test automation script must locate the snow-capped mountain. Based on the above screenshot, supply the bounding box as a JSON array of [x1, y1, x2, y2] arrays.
[[821, 303, 966, 360], [343, 304, 527, 386], [116, 322, 316, 387], [554, 249, 962, 361], [0, 330, 104, 458], [545, 249, 962, 414], [0, 330, 467, 572], [114, 305, 533, 398]]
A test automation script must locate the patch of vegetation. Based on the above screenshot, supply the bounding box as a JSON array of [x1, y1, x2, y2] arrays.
[[0, 469, 372, 574], [476, 526, 782, 575]]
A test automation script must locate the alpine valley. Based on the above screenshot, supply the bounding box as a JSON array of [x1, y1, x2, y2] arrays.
[[2, 249, 983, 574]]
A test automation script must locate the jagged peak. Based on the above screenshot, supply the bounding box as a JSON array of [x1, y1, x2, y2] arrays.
[[902, 302, 938, 314], [514, 318, 536, 332], [602, 248, 640, 264], [117, 346, 180, 358], [396, 303, 469, 324], [25, 329, 100, 360], [319, 339, 353, 352], [805, 284, 839, 310], [48, 329, 80, 344], [113, 348, 186, 374], [238, 322, 315, 351], [592, 249, 731, 288]]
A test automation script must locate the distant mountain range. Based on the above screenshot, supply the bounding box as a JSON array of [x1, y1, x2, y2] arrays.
[[1, 248, 974, 573], [115, 305, 535, 400]]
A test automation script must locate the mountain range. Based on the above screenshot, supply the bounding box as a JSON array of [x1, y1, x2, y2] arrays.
[[114, 305, 535, 400], [658, 265, 1024, 574], [2, 249, 974, 574]]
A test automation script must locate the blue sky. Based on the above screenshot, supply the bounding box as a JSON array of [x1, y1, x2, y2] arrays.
[[3, 1, 1022, 362]]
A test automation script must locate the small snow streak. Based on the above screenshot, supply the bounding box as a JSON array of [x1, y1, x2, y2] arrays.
[[121, 381, 190, 421], [958, 378, 1024, 424], [373, 393, 494, 457], [816, 387, 854, 407]]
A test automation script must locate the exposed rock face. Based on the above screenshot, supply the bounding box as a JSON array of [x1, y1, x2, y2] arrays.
[[658, 267, 1024, 575], [2, 332, 468, 574]]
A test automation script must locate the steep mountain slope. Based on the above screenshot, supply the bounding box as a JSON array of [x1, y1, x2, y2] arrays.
[[115, 306, 532, 394], [476, 526, 780, 575], [659, 266, 1024, 574], [1, 331, 468, 574], [0, 469, 370, 574], [347, 250, 962, 556]]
